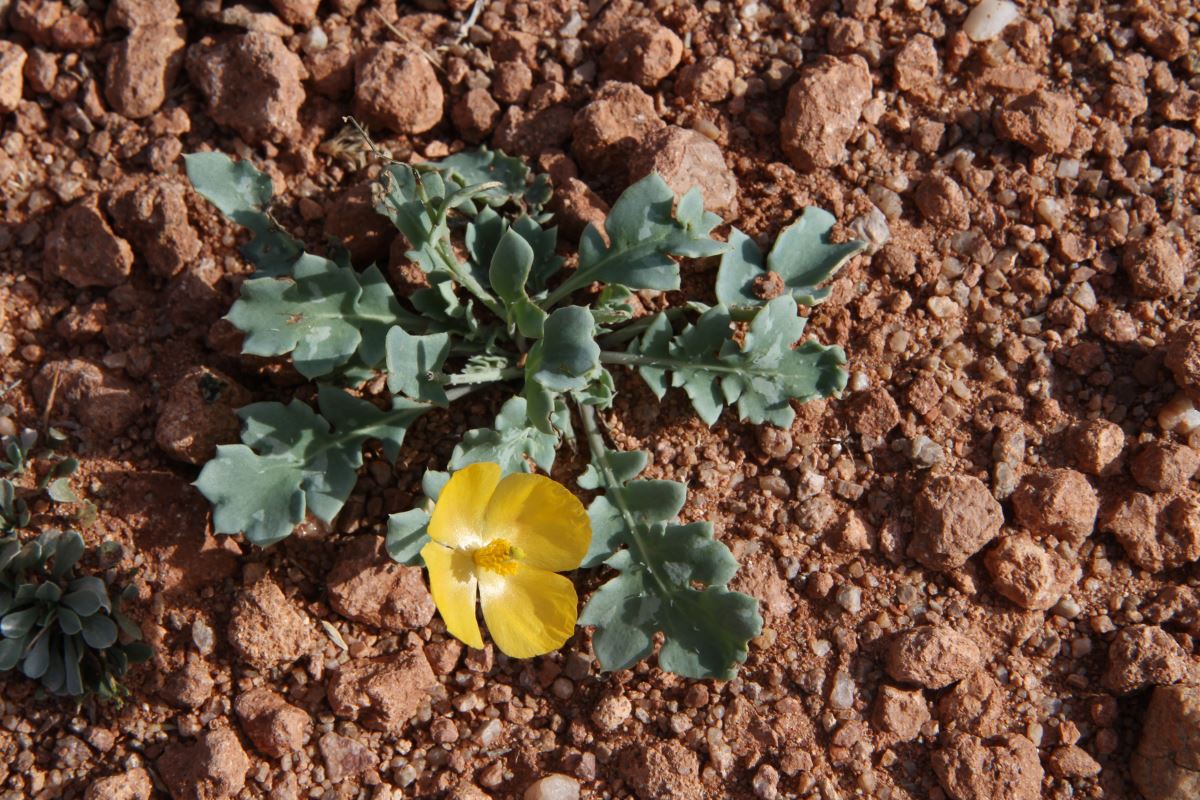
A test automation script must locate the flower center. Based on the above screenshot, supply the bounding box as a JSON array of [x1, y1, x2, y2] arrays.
[[472, 539, 522, 575]]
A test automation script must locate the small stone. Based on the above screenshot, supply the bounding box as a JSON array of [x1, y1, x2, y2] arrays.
[[908, 474, 1004, 571], [751, 764, 779, 800], [268, 0, 319, 26], [552, 177, 609, 241], [933, 733, 1042, 800], [627, 125, 737, 217], [677, 56, 735, 103], [234, 687, 312, 758], [937, 671, 1005, 737], [1147, 127, 1195, 167], [318, 732, 377, 783], [1131, 685, 1200, 800], [326, 535, 436, 632], [105, 21, 186, 118], [105, 177, 201, 277], [227, 576, 315, 669], [894, 34, 941, 100], [963, 0, 1020, 42], [984, 533, 1080, 611], [492, 60, 533, 104], [1010, 469, 1098, 547], [571, 81, 664, 177], [157, 728, 250, 800], [1047, 745, 1101, 779], [1101, 491, 1200, 573], [846, 387, 901, 439], [619, 740, 704, 799], [326, 648, 436, 731], [591, 692, 632, 733], [1135, 16, 1190, 61], [106, 0, 180, 28], [451, 87, 500, 142], [155, 367, 251, 464], [914, 175, 970, 230], [354, 42, 443, 135], [994, 90, 1077, 155], [1102, 624, 1189, 695], [32, 359, 144, 440], [523, 774, 581, 800], [781, 55, 872, 172], [1131, 442, 1200, 492], [0, 41, 27, 114], [84, 768, 153, 800], [187, 32, 306, 145], [885, 625, 983, 690], [1166, 322, 1200, 399], [161, 655, 214, 709], [873, 685, 930, 743], [44, 197, 134, 288], [1123, 233, 1186, 299], [1066, 418, 1125, 476], [602, 19, 683, 87]]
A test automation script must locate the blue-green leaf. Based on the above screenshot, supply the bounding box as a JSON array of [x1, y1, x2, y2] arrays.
[[80, 614, 118, 650], [385, 327, 452, 405], [386, 509, 430, 566], [450, 397, 559, 475], [716, 210, 866, 309], [529, 307, 600, 392]]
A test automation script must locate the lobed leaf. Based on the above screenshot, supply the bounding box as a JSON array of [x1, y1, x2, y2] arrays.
[[385, 327, 452, 405], [715, 209, 866, 309], [449, 397, 559, 476], [194, 386, 428, 546]]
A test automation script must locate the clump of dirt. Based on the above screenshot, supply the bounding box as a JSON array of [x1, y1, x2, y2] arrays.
[[0, 1, 1198, 799]]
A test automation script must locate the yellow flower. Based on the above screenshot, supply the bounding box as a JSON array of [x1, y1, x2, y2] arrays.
[[420, 462, 591, 658]]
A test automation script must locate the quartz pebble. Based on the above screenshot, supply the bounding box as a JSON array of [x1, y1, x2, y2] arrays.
[[963, 0, 1020, 42]]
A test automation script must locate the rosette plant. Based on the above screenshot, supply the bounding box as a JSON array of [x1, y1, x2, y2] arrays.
[[185, 141, 863, 679]]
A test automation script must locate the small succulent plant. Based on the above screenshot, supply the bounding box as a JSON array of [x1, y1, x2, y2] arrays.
[[0, 530, 150, 699]]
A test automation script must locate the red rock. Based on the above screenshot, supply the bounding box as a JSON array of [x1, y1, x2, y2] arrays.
[[627, 126, 738, 216], [105, 177, 201, 277], [323, 182, 396, 266], [268, 0, 318, 26], [571, 81, 664, 177], [106, 0, 179, 28], [0, 42, 26, 114], [894, 34, 941, 100], [1147, 127, 1195, 167], [105, 21, 185, 118], [914, 174, 970, 230], [84, 768, 153, 800], [451, 87, 500, 142], [492, 103, 574, 158], [155, 366, 251, 465], [227, 576, 315, 669], [1131, 685, 1200, 800], [187, 32, 306, 145], [873, 685, 930, 743], [552, 177, 609, 241], [591, 692, 632, 733], [846, 387, 901, 439], [937, 671, 1005, 738], [618, 740, 704, 800], [326, 649, 436, 732], [1010, 469, 1098, 546], [885, 625, 983, 690], [781, 55, 872, 172], [1066, 418, 1125, 476], [908, 474, 1003, 571], [157, 727, 250, 800], [492, 60, 533, 105], [1046, 745, 1101, 779], [933, 732, 1043, 800], [160, 655, 214, 709], [318, 732, 377, 783], [44, 197, 134, 288], [602, 20, 683, 87], [1102, 624, 1189, 695], [1131, 442, 1200, 492], [677, 56, 735, 103], [1166, 322, 1200, 398], [32, 359, 144, 440], [305, 44, 353, 98], [326, 535, 436, 632], [994, 90, 1077, 155], [234, 687, 311, 758], [1123, 233, 1186, 299], [1135, 16, 1190, 61], [984, 533, 1080, 610], [354, 42, 442, 135]]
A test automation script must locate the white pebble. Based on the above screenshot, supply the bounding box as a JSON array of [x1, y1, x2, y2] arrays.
[[829, 671, 856, 709], [1159, 393, 1200, 435], [963, 0, 1020, 42], [524, 774, 581, 800], [836, 585, 863, 613]]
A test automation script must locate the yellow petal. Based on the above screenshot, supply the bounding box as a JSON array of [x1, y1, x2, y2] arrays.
[[482, 473, 591, 572], [478, 564, 577, 658], [428, 462, 500, 549], [421, 541, 483, 649]]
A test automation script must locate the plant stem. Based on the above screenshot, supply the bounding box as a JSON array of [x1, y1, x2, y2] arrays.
[[575, 402, 671, 596], [597, 308, 688, 348], [440, 368, 524, 386]]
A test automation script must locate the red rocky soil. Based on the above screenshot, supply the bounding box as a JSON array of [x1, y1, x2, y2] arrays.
[[1, 0, 1199, 799]]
